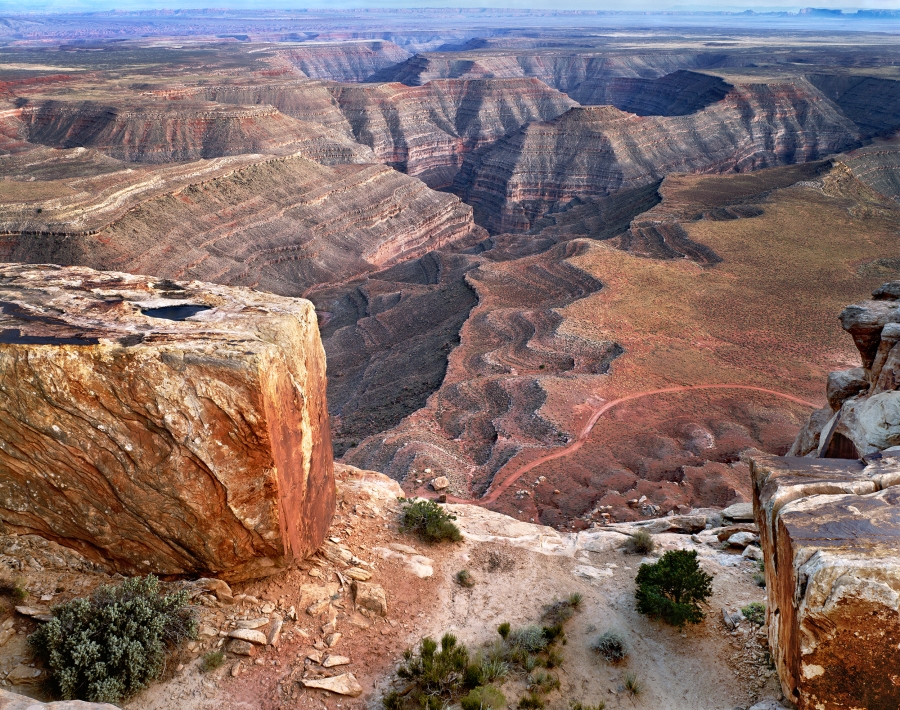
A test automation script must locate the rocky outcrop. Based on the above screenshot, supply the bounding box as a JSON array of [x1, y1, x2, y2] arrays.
[[329, 78, 576, 188], [20, 99, 372, 165], [0, 154, 483, 295], [573, 70, 732, 115], [0, 264, 334, 581], [807, 73, 900, 139], [0, 688, 117, 709], [749, 453, 900, 709], [454, 78, 860, 232], [790, 281, 900, 458], [843, 137, 900, 204], [277, 41, 412, 82]]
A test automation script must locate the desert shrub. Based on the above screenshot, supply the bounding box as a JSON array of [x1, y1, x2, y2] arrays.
[[398, 498, 462, 543], [201, 650, 225, 672], [29, 575, 196, 703], [741, 602, 766, 626], [527, 670, 560, 693], [542, 593, 582, 625], [591, 630, 628, 664], [623, 671, 644, 698], [391, 633, 489, 708], [508, 625, 548, 654], [479, 658, 509, 683], [0, 576, 27, 602], [635, 549, 714, 627], [497, 622, 511, 639], [461, 685, 507, 710], [545, 647, 564, 668], [457, 570, 476, 588], [518, 693, 546, 709], [625, 529, 655, 555]]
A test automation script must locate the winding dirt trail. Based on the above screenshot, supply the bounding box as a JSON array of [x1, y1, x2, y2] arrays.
[[443, 384, 820, 506]]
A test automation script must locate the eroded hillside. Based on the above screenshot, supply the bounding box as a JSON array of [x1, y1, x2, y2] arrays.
[[3, 30, 900, 533]]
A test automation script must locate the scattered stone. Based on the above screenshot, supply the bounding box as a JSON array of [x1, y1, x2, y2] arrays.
[[198, 624, 218, 637], [196, 578, 234, 604], [307, 650, 324, 664], [287, 605, 297, 620], [352, 581, 387, 616], [307, 599, 331, 616], [325, 632, 342, 648], [235, 617, 270, 630], [722, 608, 745, 630], [573, 565, 613, 581], [322, 655, 351, 668], [261, 602, 275, 614], [231, 661, 243, 677], [727, 531, 759, 548], [227, 639, 255, 656], [228, 629, 267, 645], [742, 544, 764, 561], [14, 606, 52, 622], [344, 567, 372, 581], [267, 614, 283, 646], [301, 673, 363, 697], [721, 502, 755, 522], [431, 476, 449, 491], [322, 621, 337, 636], [6, 665, 42, 685]]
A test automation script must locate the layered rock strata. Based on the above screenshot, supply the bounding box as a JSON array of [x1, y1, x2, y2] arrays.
[[807, 73, 900, 139], [454, 79, 859, 232], [277, 41, 412, 82], [791, 280, 900, 458], [328, 78, 576, 187], [0, 154, 483, 294], [19, 99, 372, 165], [749, 453, 900, 710], [0, 264, 334, 581]]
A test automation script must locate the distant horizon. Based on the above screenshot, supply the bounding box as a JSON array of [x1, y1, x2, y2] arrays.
[[5, 3, 900, 16]]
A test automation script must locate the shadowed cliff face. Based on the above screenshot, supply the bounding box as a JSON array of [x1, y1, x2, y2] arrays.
[[329, 78, 576, 188], [808, 73, 900, 139], [454, 78, 860, 232], [277, 41, 413, 82]]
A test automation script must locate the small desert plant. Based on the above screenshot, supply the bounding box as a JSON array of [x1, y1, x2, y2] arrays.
[[29, 575, 196, 703], [518, 692, 546, 709], [508, 625, 549, 654], [0, 577, 27, 602], [542, 593, 582, 625], [753, 560, 766, 587], [461, 685, 507, 710], [635, 549, 714, 627], [478, 658, 509, 683], [398, 498, 462, 543], [201, 650, 225, 672], [545, 647, 564, 668], [497, 621, 511, 639], [625, 529, 655, 555], [623, 671, 644, 699], [527, 670, 560, 693], [591, 630, 628, 664], [741, 602, 766, 626], [457, 570, 476, 588]]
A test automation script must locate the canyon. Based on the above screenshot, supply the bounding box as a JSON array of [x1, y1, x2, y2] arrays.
[[2, 13, 900, 707]]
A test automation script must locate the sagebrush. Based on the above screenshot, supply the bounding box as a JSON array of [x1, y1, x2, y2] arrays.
[[591, 630, 628, 664], [625, 529, 655, 555], [635, 549, 714, 627], [741, 601, 766, 625], [29, 575, 196, 703], [398, 498, 462, 543]]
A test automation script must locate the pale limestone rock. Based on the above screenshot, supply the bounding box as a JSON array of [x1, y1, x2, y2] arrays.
[[301, 673, 363, 697], [228, 629, 267, 645], [352, 581, 387, 616], [0, 688, 117, 709]]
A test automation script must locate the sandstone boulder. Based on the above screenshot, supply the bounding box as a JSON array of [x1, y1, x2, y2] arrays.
[[0, 264, 334, 581], [750, 453, 900, 709], [824, 367, 868, 411], [352, 581, 387, 616]]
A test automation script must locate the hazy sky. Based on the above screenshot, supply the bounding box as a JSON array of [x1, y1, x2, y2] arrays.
[[7, 0, 900, 11]]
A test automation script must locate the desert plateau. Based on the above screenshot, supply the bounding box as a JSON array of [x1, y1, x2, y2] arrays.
[[0, 5, 899, 710]]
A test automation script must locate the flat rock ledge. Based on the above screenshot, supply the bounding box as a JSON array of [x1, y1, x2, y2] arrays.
[[0, 688, 117, 708], [0, 264, 334, 581], [750, 452, 900, 710]]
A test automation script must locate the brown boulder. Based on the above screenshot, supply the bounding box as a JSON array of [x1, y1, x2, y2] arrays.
[[0, 264, 334, 581], [750, 453, 900, 709]]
